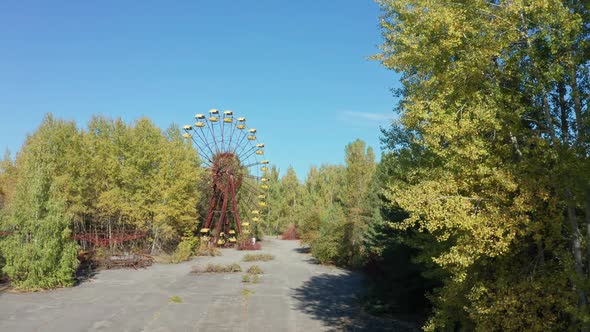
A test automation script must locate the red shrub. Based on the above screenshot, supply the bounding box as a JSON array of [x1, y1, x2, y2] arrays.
[[281, 223, 300, 240], [237, 242, 262, 251]]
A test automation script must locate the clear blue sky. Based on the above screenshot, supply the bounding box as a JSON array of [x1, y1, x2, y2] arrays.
[[0, 0, 400, 178]]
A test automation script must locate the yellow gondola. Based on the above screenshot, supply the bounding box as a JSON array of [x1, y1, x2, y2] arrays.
[[237, 117, 246, 122], [249, 129, 257, 134], [209, 117, 218, 122], [217, 239, 226, 245], [243, 230, 251, 235], [224, 118, 233, 123], [261, 178, 269, 182], [258, 202, 267, 207], [260, 184, 269, 190], [224, 110, 233, 116], [237, 124, 246, 129], [252, 217, 261, 222], [241, 222, 250, 227], [229, 230, 236, 235], [229, 237, 237, 243], [182, 133, 192, 139], [256, 143, 265, 148], [195, 122, 206, 128], [183, 125, 192, 130], [261, 160, 270, 164], [251, 210, 260, 215], [258, 195, 266, 199], [209, 109, 219, 114], [261, 166, 269, 171], [256, 150, 264, 155], [195, 114, 205, 119], [200, 228, 210, 233], [248, 135, 256, 140], [219, 232, 225, 237]]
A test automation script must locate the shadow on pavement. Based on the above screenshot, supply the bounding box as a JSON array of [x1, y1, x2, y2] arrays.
[[291, 272, 420, 332], [293, 247, 311, 254]]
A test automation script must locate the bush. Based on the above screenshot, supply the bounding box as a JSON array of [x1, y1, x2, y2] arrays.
[[242, 274, 251, 283], [242, 254, 275, 262], [170, 234, 198, 264], [237, 242, 262, 251], [281, 223, 299, 240]]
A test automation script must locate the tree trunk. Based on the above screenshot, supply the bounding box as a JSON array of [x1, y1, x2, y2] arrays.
[[567, 189, 588, 308], [571, 68, 584, 144], [558, 82, 569, 144], [586, 189, 590, 280]]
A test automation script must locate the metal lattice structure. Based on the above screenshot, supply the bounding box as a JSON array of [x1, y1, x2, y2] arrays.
[[183, 109, 269, 246]]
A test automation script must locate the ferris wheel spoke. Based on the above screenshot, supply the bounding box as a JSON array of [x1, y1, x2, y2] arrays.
[[239, 145, 264, 163], [189, 136, 214, 166], [206, 110, 221, 154], [217, 114, 227, 151], [226, 118, 238, 153], [189, 129, 215, 164], [241, 180, 264, 196], [193, 128, 215, 162], [231, 128, 248, 154]]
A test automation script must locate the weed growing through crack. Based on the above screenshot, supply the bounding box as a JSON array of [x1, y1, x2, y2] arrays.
[[247, 265, 263, 275], [242, 254, 275, 262], [191, 263, 242, 274], [169, 296, 183, 304]]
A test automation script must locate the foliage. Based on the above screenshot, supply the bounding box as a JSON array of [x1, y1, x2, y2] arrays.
[[0, 113, 206, 290], [0, 115, 80, 290], [374, 0, 590, 330], [169, 234, 199, 264]]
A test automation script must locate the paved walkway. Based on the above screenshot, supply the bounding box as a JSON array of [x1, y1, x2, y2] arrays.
[[0, 238, 418, 332]]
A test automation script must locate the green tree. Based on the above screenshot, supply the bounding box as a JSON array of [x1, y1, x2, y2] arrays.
[[0, 115, 79, 290], [375, 0, 590, 330]]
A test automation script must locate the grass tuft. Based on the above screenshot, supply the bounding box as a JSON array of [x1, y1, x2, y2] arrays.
[[169, 296, 183, 304], [242, 254, 275, 262], [247, 265, 263, 275], [191, 263, 242, 274]]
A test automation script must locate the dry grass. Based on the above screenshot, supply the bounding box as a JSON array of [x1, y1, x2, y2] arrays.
[[191, 263, 242, 274], [242, 254, 275, 262], [247, 265, 263, 275]]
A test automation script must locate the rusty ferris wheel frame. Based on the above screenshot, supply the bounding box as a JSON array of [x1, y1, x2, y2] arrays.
[[183, 110, 269, 246]]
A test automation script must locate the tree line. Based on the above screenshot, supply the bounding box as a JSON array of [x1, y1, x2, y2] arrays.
[[261, 1, 590, 330], [0, 115, 203, 290]]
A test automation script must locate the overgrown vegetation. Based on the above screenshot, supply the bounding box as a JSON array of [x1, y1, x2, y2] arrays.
[[0, 114, 204, 290], [372, 0, 590, 330], [169, 234, 199, 264], [242, 254, 274, 262], [192, 263, 242, 274]]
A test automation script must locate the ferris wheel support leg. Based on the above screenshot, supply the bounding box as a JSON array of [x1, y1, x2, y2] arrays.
[[230, 179, 242, 235], [213, 189, 230, 245], [203, 191, 217, 230]]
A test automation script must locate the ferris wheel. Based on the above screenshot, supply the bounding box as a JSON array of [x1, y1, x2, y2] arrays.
[[183, 109, 269, 246]]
